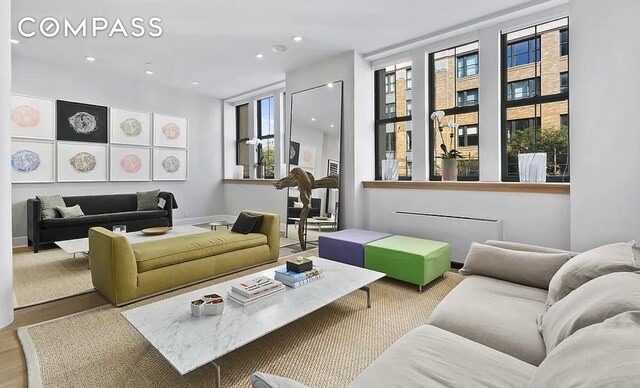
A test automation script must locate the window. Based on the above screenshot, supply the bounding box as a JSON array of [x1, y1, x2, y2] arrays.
[[385, 103, 396, 118], [257, 96, 275, 178], [560, 72, 569, 93], [507, 78, 540, 100], [458, 125, 479, 147], [560, 29, 569, 56], [506, 37, 540, 67], [375, 62, 412, 180], [457, 53, 478, 78], [502, 18, 570, 182], [235, 104, 250, 178], [430, 42, 480, 181], [457, 89, 478, 107], [385, 73, 396, 94]]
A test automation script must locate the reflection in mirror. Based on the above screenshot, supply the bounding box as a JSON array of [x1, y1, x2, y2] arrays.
[[282, 81, 343, 251]]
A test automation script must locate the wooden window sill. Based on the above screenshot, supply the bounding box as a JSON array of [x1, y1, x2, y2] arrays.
[[223, 179, 277, 186], [362, 181, 569, 194]]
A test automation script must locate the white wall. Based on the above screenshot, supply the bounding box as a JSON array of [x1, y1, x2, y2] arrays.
[[11, 57, 224, 243], [222, 184, 287, 228], [569, 0, 640, 251], [1, 0, 15, 328]]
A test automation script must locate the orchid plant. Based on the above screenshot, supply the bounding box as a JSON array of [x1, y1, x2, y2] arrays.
[[430, 110, 462, 160], [246, 137, 264, 166]]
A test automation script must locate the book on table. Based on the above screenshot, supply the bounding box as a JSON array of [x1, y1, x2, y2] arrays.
[[274, 266, 324, 283], [227, 285, 285, 306], [231, 276, 283, 298], [278, 272, 325, 289]]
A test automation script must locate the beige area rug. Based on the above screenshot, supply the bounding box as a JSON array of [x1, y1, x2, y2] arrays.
[[18, 250, 463, 388], [12, 231, 313, 308], [13, 249, 94, 308]]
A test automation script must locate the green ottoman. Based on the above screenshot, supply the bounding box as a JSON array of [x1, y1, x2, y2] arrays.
[[365, 236, 451, 291]]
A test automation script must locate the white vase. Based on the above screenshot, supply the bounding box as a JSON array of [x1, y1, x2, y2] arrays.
[[382, 159, 399, 180], [518, 153, 547, 182], [233, 165, 244, 179]]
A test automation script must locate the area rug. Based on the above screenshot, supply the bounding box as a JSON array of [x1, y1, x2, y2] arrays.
[[18, 250, 463, 388], [13, 249, 94, 308]]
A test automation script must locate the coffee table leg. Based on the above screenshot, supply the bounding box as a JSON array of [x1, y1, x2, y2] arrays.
[[359, 286, 371, 308], [211, 361, 221, 387]]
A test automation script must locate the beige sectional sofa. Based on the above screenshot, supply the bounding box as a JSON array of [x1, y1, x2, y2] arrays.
[[252, 240, 640, 388]]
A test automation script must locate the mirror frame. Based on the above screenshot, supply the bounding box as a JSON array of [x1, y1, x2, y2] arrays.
[[287, 81, 344, 232]]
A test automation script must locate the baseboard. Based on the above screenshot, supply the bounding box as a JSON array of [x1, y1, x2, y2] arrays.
[[13, 236, 28, 247]]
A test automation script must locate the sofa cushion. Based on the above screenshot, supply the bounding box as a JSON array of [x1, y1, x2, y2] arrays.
[[426, 275, 547, 365], [529, 311, 640, 388], [40, 210, 168, 228], [56, 204, 85, 218], [250, 373, 310, 388], [349, 325, 536, 388], [540, 272, 640, 353], [137, 189, 160, 211], [232, 212, 261, 234], [37, 194, 65, 220], [133, 230, 267, 272], [460, 243, 571, 289], [485, 240, 579, 256], [546, 241, 640, 309]]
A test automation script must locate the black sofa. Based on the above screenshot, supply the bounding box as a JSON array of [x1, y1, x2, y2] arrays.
[[287, 196, 321, 224], [27, 192, 177, 252]]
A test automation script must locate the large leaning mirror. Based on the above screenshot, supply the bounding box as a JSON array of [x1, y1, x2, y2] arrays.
[[277, 81, 343, 251]]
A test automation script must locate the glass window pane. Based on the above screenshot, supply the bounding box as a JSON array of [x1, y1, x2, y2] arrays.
[[237, 142, 250, 178], [432, 112, 479, 178], [258, 97, 275, 137], [505, 101, 569, 179], [236, 104, 249, 139], [260, 138, 275, 178]]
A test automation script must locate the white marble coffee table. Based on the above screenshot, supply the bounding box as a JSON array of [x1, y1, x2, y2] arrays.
[[55, 225, 209, 257], [122, 257, 385, 384]]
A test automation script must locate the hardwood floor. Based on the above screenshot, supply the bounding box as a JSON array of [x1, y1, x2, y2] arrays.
[[0, 292, 110, 388]]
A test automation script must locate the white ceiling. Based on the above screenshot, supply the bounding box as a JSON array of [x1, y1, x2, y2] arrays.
[[292, 82, 343, 136], [11, 0, 543, 99]]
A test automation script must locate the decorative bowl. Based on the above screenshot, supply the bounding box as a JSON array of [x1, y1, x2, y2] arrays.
[[203, 298, 225, 316], [141, 227, 172, 235], [313, 216, 330, 221], [190, 299, 205, 317]]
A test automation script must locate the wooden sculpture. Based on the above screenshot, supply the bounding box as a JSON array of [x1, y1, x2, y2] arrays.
[[274, 167, 339, 250]]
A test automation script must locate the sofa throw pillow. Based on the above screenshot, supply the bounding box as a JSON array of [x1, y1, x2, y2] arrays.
[[137, 189, 161, 211], [540, 272, 640, 354], [36, 194, 66, 220], [56, 204, 85, 218], [459, 243, 571, 290], [529, 311, 640, 388], [546, 241, 640, 309], [232, 212, 260, 235], [485, 240, 579, 257], [248, 213, 265, 233]]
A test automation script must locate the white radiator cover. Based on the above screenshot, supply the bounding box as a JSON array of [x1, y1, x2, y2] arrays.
[[390, 211, 504, 264]]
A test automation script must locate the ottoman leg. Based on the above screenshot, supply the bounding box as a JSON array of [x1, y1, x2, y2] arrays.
[[418, 285, 424, 293]]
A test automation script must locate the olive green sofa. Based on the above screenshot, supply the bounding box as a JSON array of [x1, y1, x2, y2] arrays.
[[88, 211, 280, 306]]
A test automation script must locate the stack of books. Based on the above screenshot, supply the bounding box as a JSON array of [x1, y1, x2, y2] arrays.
[[275, 266, 324, 288], [227, 276, 285, 306]]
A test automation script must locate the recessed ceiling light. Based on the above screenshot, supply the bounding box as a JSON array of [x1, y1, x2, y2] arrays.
[[145, 70, 154, 75], [85, 56, 96, 62], [10, 39, 20, 44], [292, 36, 303, 42], [192, 81, 199, 85], [311, 118, 316, 121], [327, 83, 334, 88], [271, 45, 287, 53], [256, 53, 264, 59], [330, 124, 335, 128]]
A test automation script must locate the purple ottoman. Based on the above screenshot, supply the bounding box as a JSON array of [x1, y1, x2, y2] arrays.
[[318, 229, 392, 267]]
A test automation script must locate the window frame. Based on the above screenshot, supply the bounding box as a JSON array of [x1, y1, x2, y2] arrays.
[[375, 67, 413, 180], [235, 103, 250, 178], [256, 96, 275, 179], [559, 29, 569, 56], [506, 36, 541, 68], [507, 77, 540, 101], [457, 88, 479, 107], [428, 44, 480, 182], [457, 125, 479, 148], [457, 52, 479, 78], [500, 19, 570, 182]]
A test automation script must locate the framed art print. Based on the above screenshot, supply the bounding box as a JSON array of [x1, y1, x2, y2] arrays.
[[57, 142, 108, 182], [289, 141, 300, 166], [110, 145, 151, 182], [110, 108, 152, 146], [10, 95, 55, 140], [56, 100, 108, 143], [298, 145, 317, 169], [153, 114, 188, 148], [10, 140, 55, 183], [153, 148, 187, 181]]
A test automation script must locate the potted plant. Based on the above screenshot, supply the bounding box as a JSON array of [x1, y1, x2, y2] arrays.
[[246, 138, 265, 178], [431, 111, 462, 181]]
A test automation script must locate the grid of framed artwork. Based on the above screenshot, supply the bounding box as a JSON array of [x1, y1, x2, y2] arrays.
[[9, 94, 188, 183]]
